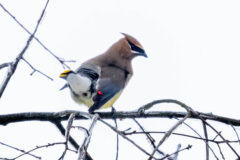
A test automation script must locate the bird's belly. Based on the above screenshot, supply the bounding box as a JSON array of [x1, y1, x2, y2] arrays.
[[71, 92, 94, 108]]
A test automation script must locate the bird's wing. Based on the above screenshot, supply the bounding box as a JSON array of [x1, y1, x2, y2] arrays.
[[76, 67, 99, 81], [88, 78, 123, 112], [88, 66, 127, 112], [59, 67, 99, 91]]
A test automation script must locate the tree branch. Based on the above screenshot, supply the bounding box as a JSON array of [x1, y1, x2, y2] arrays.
[[0, 2, 75, 69], [22, 58, 53, 81], [202, 121, 209, 160], [160, 144, 192, 160], [148, 112, 191, 160], [99, 118, 158, 160], [0, 141, 40, 159], [1, 109, 240, 126], [0, 0, 50, 98], [77, 114, 99, 160], [0, 63, 10, 70], [123, 131, 240, 144], [58, 113, 75, 160]]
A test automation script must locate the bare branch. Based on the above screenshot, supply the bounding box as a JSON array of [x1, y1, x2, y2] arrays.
[[0, 63, 10, 70], [202, 121, 209, 160], [171, 144, 181, 160], [148, 112, 191, 160], [52, 121, 94, 160], [231, 125, 240, 148], [0, 0, 50, 98], [22, 58, 53, 81], [212, 131, 222, 141], [0, 98, 240, 159], [0, 2, 75, 69], [114, 119, 119, 160], [59, 113, 75, 160], [133, 118, 166, 157], [195, 115, 240, 159], [52, 120, 79, 150], [138, 99, 192, 113], [78, 114, 99, 160], [1, 110, 240, 127], [124, 131, 240, 144], [99, 118, 158, 160], [0, 141, 40, 159], [177, 119, 219, 159], [160, 144, 192, 160], [12, 142, 65, 159], [217, 143, 225, 160]]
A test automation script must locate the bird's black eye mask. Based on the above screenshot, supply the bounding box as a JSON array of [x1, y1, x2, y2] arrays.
[[127, 40, 145, 54]]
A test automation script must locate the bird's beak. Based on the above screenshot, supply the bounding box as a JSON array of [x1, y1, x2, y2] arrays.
[[140, 50, 148, 58], [136, 49, 147, 58]]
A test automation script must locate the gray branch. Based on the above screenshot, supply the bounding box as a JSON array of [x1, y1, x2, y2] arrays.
[[1, 109, 240, 126], [0, 0, 50, 98]]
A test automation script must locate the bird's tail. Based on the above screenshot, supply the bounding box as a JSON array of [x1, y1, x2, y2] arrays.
[[59, 84, 68, 91]]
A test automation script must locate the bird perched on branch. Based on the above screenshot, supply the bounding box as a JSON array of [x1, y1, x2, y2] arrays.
[[60, 33, 147, 113]]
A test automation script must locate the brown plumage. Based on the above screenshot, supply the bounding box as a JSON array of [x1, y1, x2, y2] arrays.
[[60, 33, 147, 112]]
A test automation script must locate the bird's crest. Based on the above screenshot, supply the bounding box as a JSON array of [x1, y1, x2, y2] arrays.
[[121, 32, 144, 51], [121, 32, 147, 57]]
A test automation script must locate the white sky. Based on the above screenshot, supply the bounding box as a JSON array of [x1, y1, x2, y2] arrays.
[[0, 0, 240, 159]]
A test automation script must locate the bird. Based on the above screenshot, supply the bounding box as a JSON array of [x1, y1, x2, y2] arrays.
[[60, 33, 147, 113]]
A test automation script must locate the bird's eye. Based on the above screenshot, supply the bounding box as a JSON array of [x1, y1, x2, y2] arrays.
[[127, 40, 145, 54]]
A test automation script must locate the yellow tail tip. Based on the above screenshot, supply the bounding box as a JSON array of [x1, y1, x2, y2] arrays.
[[59, 70, 72, 78]]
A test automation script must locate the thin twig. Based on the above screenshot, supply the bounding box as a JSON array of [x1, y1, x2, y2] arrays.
[[52, 121, 94, 160], [77, 114, 99, 160], [160, 144, 192, 160], [0, 2, 75, 69], [52, 120, 79, 150], [177, 116, 219, 159], [114, 118, 119, 160], [99, 119, 158, 160], [202, 121, 209, 160], [216, 143, 225, 160], [148, 112, 191, 160], [171, 144, 181, 160], [58, 113, 75, 160], [112, 107, 120, 160], [72, 126, 89, 134], [0, 141, 40, 159], [231, 124, 240, 148], [0, 0, 50, 98], [12, 142, 65, 159], [138, 99, 192, 113], [22, 58, 53, 81], [124, 131, 240, 144], [195, 114, 240, 159], [212, 131, 222, 141], [133, 118, 166, 157], [0, 63, 10, 70]]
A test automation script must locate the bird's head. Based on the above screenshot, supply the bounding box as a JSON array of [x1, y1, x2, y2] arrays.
[[121, 33, 147, 59], [59, 69, 74, 79]]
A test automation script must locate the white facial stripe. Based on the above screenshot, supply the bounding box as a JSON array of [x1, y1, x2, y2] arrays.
[[131, 50, 140, 54]]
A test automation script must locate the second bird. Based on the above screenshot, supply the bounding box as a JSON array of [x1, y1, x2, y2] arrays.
[[60, 33, 147, 113]]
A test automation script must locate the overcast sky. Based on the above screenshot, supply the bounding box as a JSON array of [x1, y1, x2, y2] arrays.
[[1, 0, 240, 159]]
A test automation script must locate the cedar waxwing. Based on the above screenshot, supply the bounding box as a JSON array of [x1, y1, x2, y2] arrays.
[[60, 33, 147, 113]]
